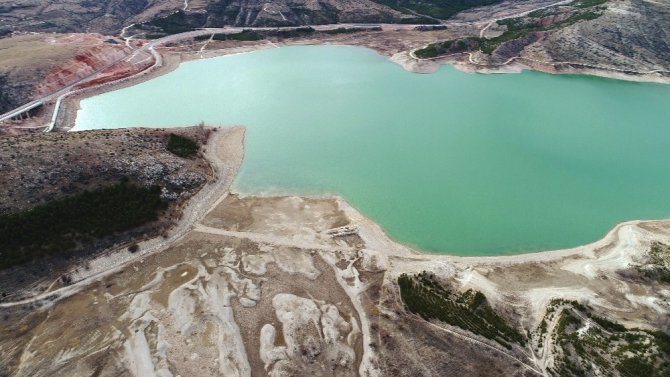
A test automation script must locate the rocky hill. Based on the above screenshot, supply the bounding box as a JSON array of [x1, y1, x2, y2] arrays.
[[0, 125, 216, 304], [0, 0, 399, 35], [0, 0, 507, 36], [0, 126, 212, 215], [0, 0, 182, 35], [0, 33, 128, 114]]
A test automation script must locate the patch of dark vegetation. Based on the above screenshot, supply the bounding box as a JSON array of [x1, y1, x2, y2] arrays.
[[588, 314, 626, 332], [0, 74, 21, 114], [414, 37, 479, 58], [127, 243, 140, 253], [265, 27, 316, 39], [414, 25, 448, 31], [0, 179, 166, 269], [195, 30, 263, 41], [214, 30, 263, 41], [371, 0, 504, 20], [196, 27, 379, 42], [139, 10, 207, 38], [321, 26, 382, 35], [167, 133, 198, 158], [540, 300, 670, 377], [398, 272, 525, 349]]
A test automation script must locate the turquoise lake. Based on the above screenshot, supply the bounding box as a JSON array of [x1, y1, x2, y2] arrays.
[[74, 45, 670, 256]]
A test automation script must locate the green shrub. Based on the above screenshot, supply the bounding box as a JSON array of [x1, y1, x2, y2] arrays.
[[167, 133, 198, 158]]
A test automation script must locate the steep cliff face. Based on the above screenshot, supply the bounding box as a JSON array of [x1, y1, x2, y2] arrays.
[[33, 43, 131, 98], [0, 34, 127, 114]]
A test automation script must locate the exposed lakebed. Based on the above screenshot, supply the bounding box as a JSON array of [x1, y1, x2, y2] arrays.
[[74, 45, 670, 255]]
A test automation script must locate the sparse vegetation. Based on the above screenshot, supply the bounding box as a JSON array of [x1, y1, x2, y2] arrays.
[[414, 37, 479, 58], [143, 10, 205, 35], [540, 301, 670, 377], [414, 0, 607, 58], [0, 180, 166, 269], [398, 272, 525, 348], [637, 242, 670, 283]]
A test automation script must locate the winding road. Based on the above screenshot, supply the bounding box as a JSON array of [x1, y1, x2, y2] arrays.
[[478, 0, 572, 38], [0, 24, 388, 127]]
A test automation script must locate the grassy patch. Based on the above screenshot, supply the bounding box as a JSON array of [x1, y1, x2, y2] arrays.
[[167, 133, 198, 158], [0, 180, 166, 269], [398, 272, 525, 348]]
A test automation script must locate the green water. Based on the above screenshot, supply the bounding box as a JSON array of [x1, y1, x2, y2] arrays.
[[74, 45, 670, 256]]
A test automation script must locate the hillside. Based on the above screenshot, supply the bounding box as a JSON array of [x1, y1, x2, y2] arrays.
[[0, 0, 421, 35]]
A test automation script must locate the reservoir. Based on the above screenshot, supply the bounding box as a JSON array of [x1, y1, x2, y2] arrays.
[[74, 45, 670, 256]]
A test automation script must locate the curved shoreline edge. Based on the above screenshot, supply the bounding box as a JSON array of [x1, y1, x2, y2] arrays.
[[2, 124, 669, 311], [392, 49, 670, 84], [61, 43, 670, 259], [61, 41, 669, 133]]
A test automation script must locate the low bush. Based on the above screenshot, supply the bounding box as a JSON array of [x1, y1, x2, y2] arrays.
[[167, 133, 198, 158]]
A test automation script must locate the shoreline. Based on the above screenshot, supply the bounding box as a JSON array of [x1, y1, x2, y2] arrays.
[[2, 125, 669, 310], [0, 125, 246, 308], [59, 42, 670, 263], [401, 49, 670, 85], [226, 188, 670, 265], [58, 38, 670, 132]]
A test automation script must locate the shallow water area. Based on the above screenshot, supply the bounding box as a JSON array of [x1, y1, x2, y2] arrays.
[[74, 45, 670, 256]]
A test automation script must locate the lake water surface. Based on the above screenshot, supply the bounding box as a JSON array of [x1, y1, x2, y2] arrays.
[[74, 45, 670, 256]]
